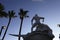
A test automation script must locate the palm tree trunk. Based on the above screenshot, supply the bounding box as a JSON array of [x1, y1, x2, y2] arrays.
[[0, 26, 3, 36], [2, 18, 11, 40], [18, 18, 23, 40]]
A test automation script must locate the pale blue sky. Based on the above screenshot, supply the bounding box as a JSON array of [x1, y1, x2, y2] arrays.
[[0, 0, 60, 40]]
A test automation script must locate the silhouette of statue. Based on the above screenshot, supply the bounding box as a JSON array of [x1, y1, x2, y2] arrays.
[[31, 14, 44, 32], [31, 14, 54, 38]]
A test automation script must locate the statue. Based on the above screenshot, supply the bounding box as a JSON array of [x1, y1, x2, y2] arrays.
[[31, 14, 54, 38], [31, 14, 44, 32]]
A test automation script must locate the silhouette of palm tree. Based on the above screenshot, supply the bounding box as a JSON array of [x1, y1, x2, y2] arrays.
[[18, 9, 29, 40], [0, 3, 7, 38], [2, 10, 17, 40], [0, 3, 7, 18]]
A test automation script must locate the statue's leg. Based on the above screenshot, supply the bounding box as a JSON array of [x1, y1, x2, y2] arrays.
[[31, 27, 33, 32], [31, 23, 37, 32]]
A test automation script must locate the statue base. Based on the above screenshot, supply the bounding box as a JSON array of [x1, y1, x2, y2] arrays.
[[22, 31, 54, 40]]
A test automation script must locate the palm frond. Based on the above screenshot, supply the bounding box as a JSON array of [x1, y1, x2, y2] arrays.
[[0, 3, 4, 11], [0, 3, 8, 18], [18, 9, 29, 19], [8, 10, 17, 18], [0, 11, 8, 18]]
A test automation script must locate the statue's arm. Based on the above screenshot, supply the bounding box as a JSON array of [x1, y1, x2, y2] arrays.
[[40, 17, 45, 22], [31, 17, 35, 25]]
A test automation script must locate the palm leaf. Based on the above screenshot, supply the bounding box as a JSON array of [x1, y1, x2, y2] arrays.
[[0, 3, 4, 11], [19, 9, 29, 19], [8, 10, 17, 18], [0, 3, 7, 18]]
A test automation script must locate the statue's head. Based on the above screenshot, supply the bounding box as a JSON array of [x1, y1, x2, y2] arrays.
[[35, 14, 38, 17]]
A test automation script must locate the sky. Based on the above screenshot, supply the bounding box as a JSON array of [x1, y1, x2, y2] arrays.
[[0, 0, 60, 40]]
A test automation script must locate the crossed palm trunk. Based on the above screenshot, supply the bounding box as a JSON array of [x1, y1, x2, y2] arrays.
[[2, 17, 11, 40]]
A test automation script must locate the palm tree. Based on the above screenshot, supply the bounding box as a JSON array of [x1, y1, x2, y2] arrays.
[[2, 10, 17, 40], [0, 3, 7, 38], [0, 3, 7, 18], [18, 9, 29, 40]]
